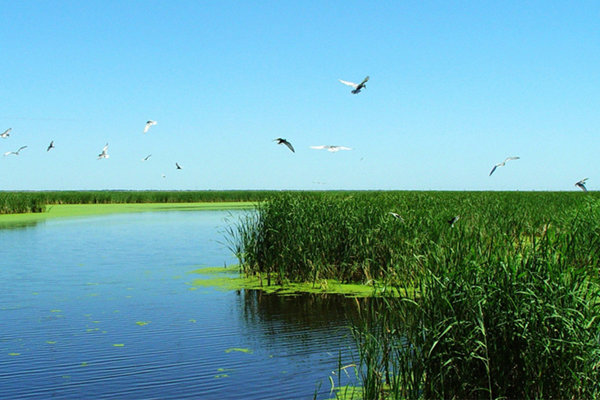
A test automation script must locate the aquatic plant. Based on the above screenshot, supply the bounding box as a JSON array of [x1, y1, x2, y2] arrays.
[[232, 191, 600, 398]]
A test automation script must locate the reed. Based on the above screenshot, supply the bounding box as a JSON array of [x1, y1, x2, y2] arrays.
[[231, 191, 600, 398]]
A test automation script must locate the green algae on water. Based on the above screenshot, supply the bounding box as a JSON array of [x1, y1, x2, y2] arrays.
[[225, 348, 253, 354], [188, 266, 382, 297]]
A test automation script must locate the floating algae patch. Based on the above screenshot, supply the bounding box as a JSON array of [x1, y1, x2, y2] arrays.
[[8, 353, 21, 356], [113, 344, 125, 347], [225, 348, 253, 354], [135, 321, 150, 326], [188, 266, 381, 297], [328, 386, 363, 400]]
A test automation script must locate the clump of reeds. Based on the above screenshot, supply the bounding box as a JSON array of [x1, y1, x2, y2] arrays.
[[232, 191, 600, 398], [0, 192, 45, 214]]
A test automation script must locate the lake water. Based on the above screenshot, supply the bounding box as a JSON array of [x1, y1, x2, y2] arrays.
[[0, 210, 360, 399]]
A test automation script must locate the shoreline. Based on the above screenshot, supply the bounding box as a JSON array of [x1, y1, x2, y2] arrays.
[[0, 202, 256, 226]]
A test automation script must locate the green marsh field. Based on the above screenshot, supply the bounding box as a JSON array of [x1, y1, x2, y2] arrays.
[[3, 190, 600, 399], [230, 191, 600, 399]]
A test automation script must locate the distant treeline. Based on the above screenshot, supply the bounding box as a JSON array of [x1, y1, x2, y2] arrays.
[[0, 190, 284, 214]]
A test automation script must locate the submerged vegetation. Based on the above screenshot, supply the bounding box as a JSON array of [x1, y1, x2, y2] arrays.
[[230, 191, 600, 399]]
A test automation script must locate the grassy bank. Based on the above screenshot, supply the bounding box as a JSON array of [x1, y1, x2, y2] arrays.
[[0, 202, 254, 227], [0, 190, 280, 215], [230, 191, 600, 398]]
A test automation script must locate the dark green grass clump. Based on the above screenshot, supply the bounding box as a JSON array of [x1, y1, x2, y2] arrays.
[[232, 191, 600, 398], [0, 192, 45, 214]]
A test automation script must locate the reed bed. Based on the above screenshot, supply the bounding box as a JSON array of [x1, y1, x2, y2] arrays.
[[231, 191, 600, 398], [0, 190, 279, 214]]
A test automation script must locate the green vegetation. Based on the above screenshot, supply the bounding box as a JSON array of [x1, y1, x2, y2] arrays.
[[231, 191, 600, 399], [0, 202, 254, 228], [0, 190, 279, 215]]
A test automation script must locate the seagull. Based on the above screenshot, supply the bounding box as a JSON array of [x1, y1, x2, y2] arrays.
[[389, 212, 404, 222], [4, 146, 27, 156], [1, 128, 11, 138], [575, 178, 588, 192], [448, 215, 460, 227], [310, 145, 352, 152], [47, 140, 55, 151], [338, 76, 369, 94], [161, 173, 166, 178], [97, 143, 109, 159], [143, 120, 157, 133], [273, 138, 295, 153], [489, 156, 520, 176], [176, 162, 182, 170], [141, 154, 152, 161]]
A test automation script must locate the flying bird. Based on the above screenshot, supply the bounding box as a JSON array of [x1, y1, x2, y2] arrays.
[[575, 178, 589, 192], [310, 145, 352, 152], [4, 146, 27, 156], [143, 120, 157, 133], [448, 215, 460, 228], [1, 128, 11, 138], [338, 76, 370, 94], [176, 162, 182, 170], [141, 154, 152, 161], [389, 212, 404, 222], [489, 156, 520, 176], [274, 138, 295, 153], [47, 140, 55, 151], [97, 143, 109, 159]]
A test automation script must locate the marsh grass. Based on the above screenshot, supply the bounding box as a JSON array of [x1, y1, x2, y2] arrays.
[[0, 190, 277, 214], [232, 191, 600, 398]]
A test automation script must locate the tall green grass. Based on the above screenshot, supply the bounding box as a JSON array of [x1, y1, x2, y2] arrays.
[[231, 191, 600, 398], [0, 190, 279, 214]]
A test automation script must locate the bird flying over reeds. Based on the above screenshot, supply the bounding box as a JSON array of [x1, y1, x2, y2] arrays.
[[274, 138, 295, 153], [97, 143, 109, 159], [310, 145, 352, 152], [575, 178, 588, 192], [489, 156, 520, 176], [339, 76, 370, 94], [4, 146, 27, 156], [144, 120, 157, 133], [389, 212, 404, 222], [448, 215, 460, 227]]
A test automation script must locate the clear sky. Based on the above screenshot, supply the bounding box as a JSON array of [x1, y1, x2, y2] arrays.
[[1, 1, 598, 191]]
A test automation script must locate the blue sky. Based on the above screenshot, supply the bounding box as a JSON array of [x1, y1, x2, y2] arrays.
[[1, 1, 598, 191]]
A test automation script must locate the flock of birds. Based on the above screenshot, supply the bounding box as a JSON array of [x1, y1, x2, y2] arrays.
[[1, 120, 182, 177], [1, 75, 592, 194]]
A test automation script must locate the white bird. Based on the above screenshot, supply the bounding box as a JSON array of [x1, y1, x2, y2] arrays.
[[143, 120, 157, 133], [575, 178, 588, 192], [4, 146, 27, 156], [98, 143, 109, 159], [448, 215, 460, 227], [389, 212, 404, 222], [489, 156, 520, 176], [273, 138, 295, 153], [1, 128, 11, 138], [47, 140, 55, 151], [310, 145, 352, 152], [176, 162, 182, 170], [338, 76, 369, 94], [141, 154, 152, 161], [161, 173, 166, 178]]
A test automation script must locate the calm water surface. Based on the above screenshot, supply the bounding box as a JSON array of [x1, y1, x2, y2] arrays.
[[0, 211, 359, 399]]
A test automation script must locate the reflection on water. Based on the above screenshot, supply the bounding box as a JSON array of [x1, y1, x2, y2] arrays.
[[0, 210, 359, 399]]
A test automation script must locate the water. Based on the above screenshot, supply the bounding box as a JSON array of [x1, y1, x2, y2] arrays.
[[0, 211, 360, 399]]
